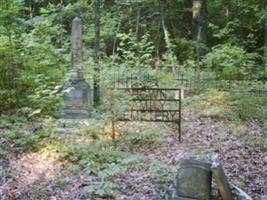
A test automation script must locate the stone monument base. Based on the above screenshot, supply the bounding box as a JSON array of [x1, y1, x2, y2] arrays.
[[60, 79, 91, 119], [60, 109, 90, 119]]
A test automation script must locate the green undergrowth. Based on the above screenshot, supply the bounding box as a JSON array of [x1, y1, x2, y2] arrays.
[[0, 115, 28, 129], [1, 116, 163, 198], [149, 160, 177, 200], [1, 119, 150, 175], [26, 185, 48, 200], [116, 124, 164, 151], [185, 89, 267, 123], [243, 134, 267, 151], [0, 115, 30, 159]]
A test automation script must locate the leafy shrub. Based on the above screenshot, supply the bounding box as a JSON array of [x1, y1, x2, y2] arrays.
[[0, 147, 10, 159], [149, 160, 176, 200], [16, 127, 51, 152], [41, 138, 131, 175], [230, 91, 267, 121], [186, 89, 233, 119], [25, 77, 63, 118], [186, 88, 267, 123], [0, 115, 27, 128], [26, 185, 47, 200], [117, 32, 154, 68], [203, 44, 259, 78], [117, 127, 163, 150], [83, 180, 120, 199], [0, 89, 17, 112], [82, 153, 144, 198], [0, 1, 69, 116]]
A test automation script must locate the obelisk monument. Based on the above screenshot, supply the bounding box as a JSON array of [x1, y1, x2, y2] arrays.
[[60, 17, 91, 119]]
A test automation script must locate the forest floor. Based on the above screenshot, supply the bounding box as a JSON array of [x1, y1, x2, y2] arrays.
[[0, 105, 266, 200]]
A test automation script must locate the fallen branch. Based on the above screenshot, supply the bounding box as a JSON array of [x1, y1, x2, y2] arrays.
[[231, 184, 252, 200]]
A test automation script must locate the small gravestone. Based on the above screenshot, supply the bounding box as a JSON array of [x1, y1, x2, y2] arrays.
[[175, 159, 212, 200], [60, 17, 91, 119]]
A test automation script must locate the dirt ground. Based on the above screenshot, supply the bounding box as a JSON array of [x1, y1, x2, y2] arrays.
[[0, 110, 266, 200]]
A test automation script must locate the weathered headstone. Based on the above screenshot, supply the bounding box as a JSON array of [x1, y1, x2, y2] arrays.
[[60, 17, 91, 119], [175, 159, 212, 200]]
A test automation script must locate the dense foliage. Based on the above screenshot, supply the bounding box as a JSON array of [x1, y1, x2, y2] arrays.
[[0, 0, 266, 116], [0, 1, 266, 199]]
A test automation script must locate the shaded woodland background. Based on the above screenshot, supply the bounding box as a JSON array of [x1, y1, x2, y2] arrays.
[[0, 0, 266, 115], [0, 1, 267, 200]]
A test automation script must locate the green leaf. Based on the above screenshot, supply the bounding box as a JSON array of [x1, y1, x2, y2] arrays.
[[28, 108, 42, 117]]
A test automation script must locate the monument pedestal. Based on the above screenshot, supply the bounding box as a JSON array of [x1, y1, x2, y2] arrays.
[[60, 79, 91, 119], [60, 17, 92, 119]]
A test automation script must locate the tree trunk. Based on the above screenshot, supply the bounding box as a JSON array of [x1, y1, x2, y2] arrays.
[[94, 0, 101, 107], [135, 3, 141, 40], [264, 11, 267, 67], [224, 0, 229, 22], [160, 3, 170, 48], [156, 7, 162, 59], [160, 1, 177, 78], [112, 16, 121, 55], [192, 0, 207, 59], [29, 0, 33, 18]]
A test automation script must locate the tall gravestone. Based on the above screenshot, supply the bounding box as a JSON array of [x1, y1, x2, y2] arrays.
[[60, 17, 91, 119]]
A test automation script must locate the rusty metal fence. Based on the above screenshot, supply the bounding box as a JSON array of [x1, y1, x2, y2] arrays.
[[174, 70, 267, 96], [107, 67, 266, 140], [111, 73, 182, 141]]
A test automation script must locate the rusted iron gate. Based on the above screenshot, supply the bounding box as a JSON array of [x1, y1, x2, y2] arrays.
[[111, 87, 182, 141]]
